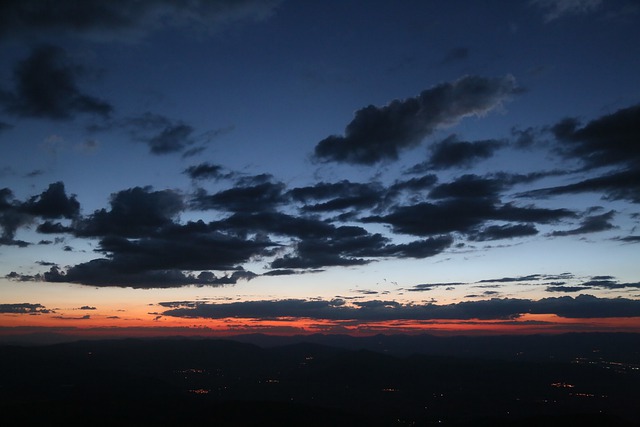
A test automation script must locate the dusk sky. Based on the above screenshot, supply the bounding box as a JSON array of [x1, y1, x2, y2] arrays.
[[1, 0, 639, 339]]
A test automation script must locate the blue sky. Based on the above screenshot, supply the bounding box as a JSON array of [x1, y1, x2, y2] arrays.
[[1, 0, 639, 336]]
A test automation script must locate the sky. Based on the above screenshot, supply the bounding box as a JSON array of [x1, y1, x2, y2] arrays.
[[1, 0, 640, 340]]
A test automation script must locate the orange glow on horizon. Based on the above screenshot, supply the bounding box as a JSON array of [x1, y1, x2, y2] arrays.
[[3, 310, 640, 340]]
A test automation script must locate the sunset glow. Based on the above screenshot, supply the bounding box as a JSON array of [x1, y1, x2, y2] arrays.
[[1, 0, 639, 343]]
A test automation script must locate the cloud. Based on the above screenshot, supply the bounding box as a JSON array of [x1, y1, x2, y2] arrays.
[[477, 273, 562, 283], [190, 180, 286, 213], [0, 303, 51, 314], [288, 180, 384, 212], [522, 169, 640, 203], [0, 44, 112, 120], [313, 75, 518, 165], [410, 135, 505, 172], [389, 175, 439, 192], [0, 188, 31, 245], [183, 163, 232, 181], [22, 182, 80, 219], [363, 197, 574, 237], [552, 104, 640, 169], [546, 285, 593, 292], [616, 235, 640, 243], [213, 211, 334, 240], [530, 0, 602, 22], [42, 263, 256, 288], [1, 182, 79, 246], [407, 282, 466, 292], [36, 221, 74, 234], [580, 277, 640, 290], [52, 314, 91, 320], [160, 294, 640, 321], [428, 174, 505, 200], [75, 186, 183, 238], [470, 223, 538, 241], [0, 0, 282, 42], [34, 205, 272, 286], [550, 210, 616, 236], [120, 112, 197, 155], [270, 233, 452, 270]]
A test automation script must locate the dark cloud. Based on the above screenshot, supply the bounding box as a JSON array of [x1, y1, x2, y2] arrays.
[[191, 181, 286, 213], [470, 223, 538, 241], [78, 306, 96, 310], [490, 170, 569, 186], [213, 211, 334, 239], [546, 285, 593, 293], [262, 269, 300, 276], [551, 210, 616, 236], [1, 184, 78, 245], [580, 278, 640, 290], [75, 186, 183, 238], [497, 203, 577, 224], [288, 180, 384, 212], [410, 135, 505, 172], [0, 303, 50, 314], [270, 232, 451, 270], [36, 221, 74, 234], [511, 126, 539, 149], [0, 0, 281, 41], [42, 263, 255, 289], [552, 104, 640, 169], [22, 182, 80, 219], [313, 75, 517, 165], [147, 123, 194, 154], [181, 146, 207, 158], [520, 169, 640, 203], [519, 104, 640, 204], [389, 175, 438, 193], [0, 44, 112, 120], [364, 197, 574, 237], [407, 282, 466, 292], [0, 188, 31, 246], [420, 171, 565, 202], [616, 235, 640, 243], [183, 162, 230, 181], [52, 314, 91, 320], [161, 294, 640, 321], [34, 213, 271, 287], [121, 112, 197, 155], [94, 229, 267, 272], [428, 174, 504, 200], [364, 199, 495, 236], [478, 274, 544, 283], [24, 169, 44, 178]]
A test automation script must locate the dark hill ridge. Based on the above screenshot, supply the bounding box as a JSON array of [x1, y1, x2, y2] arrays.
[[229, 332, 640, 362], [0, 334, 639, 426]]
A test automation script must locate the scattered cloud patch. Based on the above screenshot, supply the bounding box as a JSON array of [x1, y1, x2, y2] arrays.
[[530, 0, 602, 22], [0, 44, 112, 120], [314, 75, 517, 165], [0, 0, 282, 42], [0, 303, 51, 314]]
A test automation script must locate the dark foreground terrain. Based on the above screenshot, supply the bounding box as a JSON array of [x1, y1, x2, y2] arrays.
[[1, 333, 638, 426]]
